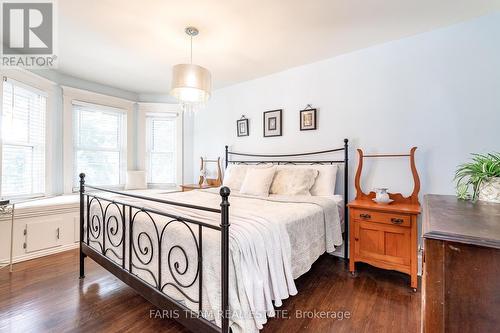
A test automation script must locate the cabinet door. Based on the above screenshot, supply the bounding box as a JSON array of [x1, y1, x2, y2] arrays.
[[355, 220, 411, 266], [354, 221, 384, 260], [25, 218, 63, 253], [383, 226, 411, 265]]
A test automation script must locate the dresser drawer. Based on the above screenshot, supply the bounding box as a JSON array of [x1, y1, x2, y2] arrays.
[[352, 209, 411, 227]]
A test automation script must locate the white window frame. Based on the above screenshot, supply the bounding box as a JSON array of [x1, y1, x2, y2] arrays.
[[72, 100, 127, 190], [62, 86, 134, 194], [137, 103, 183, 187], [0, 69, 55, 199], [145, 112, 178, 186]]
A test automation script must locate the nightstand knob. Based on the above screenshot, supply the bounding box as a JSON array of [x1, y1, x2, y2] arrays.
[[391, 218, 404, 224], [359, 213, 371, 219], [354, 237, 359, 241]]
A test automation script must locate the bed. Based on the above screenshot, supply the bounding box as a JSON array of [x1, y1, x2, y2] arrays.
[[78, 139, 349, 333]]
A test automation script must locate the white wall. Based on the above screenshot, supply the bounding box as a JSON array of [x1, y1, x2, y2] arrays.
[[193, 13, 500, 200]]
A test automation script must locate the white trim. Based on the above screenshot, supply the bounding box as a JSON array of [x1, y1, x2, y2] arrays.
[[71, 99, 128, 113], [61, 85, 135, 106], [137, 102, 181, 114], [0, 69, 57, 91], [3, 77, 49, 97]]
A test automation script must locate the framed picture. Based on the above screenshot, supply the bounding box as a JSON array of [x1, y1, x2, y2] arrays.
[[263, 109, 282, 137], [236, 118, 249, 137], [300, 108, 317, 131]]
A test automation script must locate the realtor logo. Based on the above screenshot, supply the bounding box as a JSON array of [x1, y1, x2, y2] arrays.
[[1, 1, 56, 67]]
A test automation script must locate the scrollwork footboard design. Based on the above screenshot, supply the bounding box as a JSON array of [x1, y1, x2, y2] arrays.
[[128, 210, 203, 310], [86, 196, 126, 268], [84, 191, 223, 321], [80, 174, 231, 333]]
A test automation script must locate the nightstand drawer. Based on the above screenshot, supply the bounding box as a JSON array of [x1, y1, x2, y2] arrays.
[[352, 209, 410, 227]]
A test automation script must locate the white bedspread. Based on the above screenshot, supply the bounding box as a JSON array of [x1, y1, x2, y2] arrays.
[[87, 188, 343, 333]]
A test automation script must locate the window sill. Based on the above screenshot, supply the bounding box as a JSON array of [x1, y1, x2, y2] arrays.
[[6, 188, 179, 220]]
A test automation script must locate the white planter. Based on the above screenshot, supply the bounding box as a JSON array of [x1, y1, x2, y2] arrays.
[[478, 177, 500, 203]]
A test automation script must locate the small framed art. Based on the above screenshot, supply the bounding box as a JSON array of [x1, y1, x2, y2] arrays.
[[237, 117, 249, 137], [263, 109, 282, 137], [300, 108, 317, 131]]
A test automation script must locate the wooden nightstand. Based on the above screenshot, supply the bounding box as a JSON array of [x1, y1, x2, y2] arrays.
[[348, 147, 421, 291], [348, 200, 420, 290], [180, 184, 218, 192]]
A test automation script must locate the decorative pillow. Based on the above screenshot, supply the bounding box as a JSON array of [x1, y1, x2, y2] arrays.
[[223, 164, 273, 191], [222, 165, 248, 191], [270, 167, 319, 195], [239, 167, 277, 197], [125, 171, 147, 190], [309, 165, 339, 196]]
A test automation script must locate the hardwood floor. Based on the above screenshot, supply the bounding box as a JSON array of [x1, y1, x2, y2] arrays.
[[0, 250, 420, 332]]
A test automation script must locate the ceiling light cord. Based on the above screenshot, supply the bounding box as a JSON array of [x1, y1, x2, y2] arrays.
[[185, 26, 198, 64]]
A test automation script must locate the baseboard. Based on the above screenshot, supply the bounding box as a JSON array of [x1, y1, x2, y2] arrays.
[[0, 242, 79, 265]]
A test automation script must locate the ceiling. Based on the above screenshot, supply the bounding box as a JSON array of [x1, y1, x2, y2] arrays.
[[56, 0, 500, 94]]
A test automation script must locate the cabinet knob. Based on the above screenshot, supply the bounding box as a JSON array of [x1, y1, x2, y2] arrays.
[[359, 213, 371, 219], [354, 237, 359, 241], [391, 218, 404, 224]]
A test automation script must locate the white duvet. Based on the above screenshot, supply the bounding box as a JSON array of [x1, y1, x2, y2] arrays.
[[87, 188, 343, 333]]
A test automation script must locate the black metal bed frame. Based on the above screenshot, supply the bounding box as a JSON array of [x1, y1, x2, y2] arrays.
[[79, 139, 349, 333], [225, 138, 349, 262]]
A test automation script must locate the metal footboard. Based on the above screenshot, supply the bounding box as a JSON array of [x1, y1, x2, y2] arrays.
[[79, 173, 231, 333]]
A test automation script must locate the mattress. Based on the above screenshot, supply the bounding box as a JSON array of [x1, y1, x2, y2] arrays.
[[86, 188, 343, 333]]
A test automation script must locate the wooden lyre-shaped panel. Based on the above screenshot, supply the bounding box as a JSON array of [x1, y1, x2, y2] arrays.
[[354, 147, 420, 205], [199, 157, 223, 186]]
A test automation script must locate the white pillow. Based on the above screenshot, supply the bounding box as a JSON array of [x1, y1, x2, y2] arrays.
[[223, 164, 273, 191], [125, 171, 147, 190], [309, 165, 339, 196], [240, 167, 276, 197], [270, 167, 319, 195], [223, 165, 248, 191]]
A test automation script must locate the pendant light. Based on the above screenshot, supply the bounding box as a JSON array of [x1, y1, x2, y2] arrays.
[[170, 27, 212, 107]]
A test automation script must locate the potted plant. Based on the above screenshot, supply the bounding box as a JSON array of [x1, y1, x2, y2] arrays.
[[455, 152, 500, 202]]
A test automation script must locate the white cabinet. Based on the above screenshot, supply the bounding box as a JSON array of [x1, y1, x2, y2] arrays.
[[0, 195, 80, 264], [25, 218, 63, 253]]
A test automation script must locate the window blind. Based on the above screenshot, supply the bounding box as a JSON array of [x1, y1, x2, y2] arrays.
[[1, 79, 46, 198], [73, 101, 126, 187], [146, 112, 177, 184]]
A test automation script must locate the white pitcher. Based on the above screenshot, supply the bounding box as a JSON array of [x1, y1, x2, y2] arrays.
[[375, 188, 390, 202]]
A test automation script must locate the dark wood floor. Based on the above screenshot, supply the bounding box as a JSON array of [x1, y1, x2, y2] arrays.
[[0, 250, 420, 332]]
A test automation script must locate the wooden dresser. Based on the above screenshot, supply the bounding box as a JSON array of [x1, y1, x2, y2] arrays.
[[422, 195, 500, 332], [348, 147, 421, 290]]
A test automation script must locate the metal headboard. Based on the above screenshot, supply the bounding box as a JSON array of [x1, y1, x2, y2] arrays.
[[224, 138, 349, 262]]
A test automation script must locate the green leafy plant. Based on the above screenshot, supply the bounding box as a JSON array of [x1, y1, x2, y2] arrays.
[[454, 152, 500, 201]]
